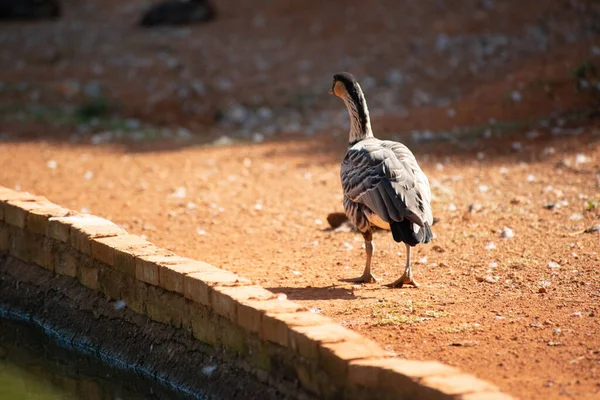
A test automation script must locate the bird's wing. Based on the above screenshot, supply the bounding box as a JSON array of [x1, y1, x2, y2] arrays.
[[341, 138, 433, 227]]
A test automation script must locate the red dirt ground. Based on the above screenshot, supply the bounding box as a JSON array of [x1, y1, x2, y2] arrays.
[[1, 1, 600, 399]]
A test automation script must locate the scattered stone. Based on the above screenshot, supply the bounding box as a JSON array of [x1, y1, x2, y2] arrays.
[[485, 242, 496, 250], [170, 187, 186, 199], [501, 227, 514, 239], [584, 223, 600, 234], [547, 261, 560, 269], [468, 203, 482, 213], [447, 203, 457, 211], [538, 287, 547, 293], [201, 365, 217, 377], [47, 160, 57, 169], [569, 213, 583, 221], [114, 300, 126, 310]]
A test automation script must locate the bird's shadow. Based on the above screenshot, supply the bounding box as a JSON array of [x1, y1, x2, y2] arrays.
[[266, 285, 364, 301]]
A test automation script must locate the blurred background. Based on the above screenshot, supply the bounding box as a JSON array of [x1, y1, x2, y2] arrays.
[[0, 0, 599, 147]]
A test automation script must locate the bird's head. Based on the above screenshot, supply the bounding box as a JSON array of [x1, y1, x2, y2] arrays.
[[328, 72, 359, 99]]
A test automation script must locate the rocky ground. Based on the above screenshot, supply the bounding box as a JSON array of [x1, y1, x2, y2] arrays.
[[1, 0, 600, 399]]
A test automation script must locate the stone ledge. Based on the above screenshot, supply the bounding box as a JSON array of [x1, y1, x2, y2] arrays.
[[0, 186, 515, 400]]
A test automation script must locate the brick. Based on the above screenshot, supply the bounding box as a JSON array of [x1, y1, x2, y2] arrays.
[[79, 263, 99, 291], [45, 240, 69, 272], [30, 234, 51, 269], [261, 311, 329, 347], [47, 216, 72, 243], [91, 234, 159, 276], [121, 275, 148, 315], [420, 374, 499, 397], [237, 297, 305, 337], [0, 223, 8, 252], [135, 253, 182, 286], [98, 267, 126, 300], [27, 206, 71, 235], [289, 323, 363, 360], [55, 248, 79, 278], [68, 216, 126, 255], [146, 285, 185, 327], [348, 358, 459, 392], [460, 392, 515, 400], [0, 188, 36, 204], [210, 285, 274, 323], [183, 268, 249, 306], [218, 316, 249, 356], [210, 285, 275, 333], [159, 259, 214, 294], [188, 302, 218, 346], [319, 338, 391, 382], [4, 200, 47, 228], [9, 227, 29, 262]]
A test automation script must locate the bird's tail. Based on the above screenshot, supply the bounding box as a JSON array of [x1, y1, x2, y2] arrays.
[[390, 220, 433, 246]]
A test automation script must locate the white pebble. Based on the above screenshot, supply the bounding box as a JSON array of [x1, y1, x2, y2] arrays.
[[478, 185, 489, 193], [501, 227, 514, 239], [547, 261, 560, 269], [197, 228, 208, 236], [310, 307, 323, 314], [201, 365, 217, 376], [570, 311, 582, 317], [575, 154, 588, 165], [47, 160, 57, 169], [277, 293, 287, 301], [114, 300, 126, 310], [435, 163, 444, 171], [485, 242, 496, 250], [527, 174, 536, 182], [84, 170, 93, 180], [254, 202, 263, 211], [342, 242, 353, 251], [243, 158, 252, 167], [314, 219, 323, 225], [447, 203, 457, 211], [499, 167, 508, 174], [170, 187, 186, 198], [569, 213, 583, 221]]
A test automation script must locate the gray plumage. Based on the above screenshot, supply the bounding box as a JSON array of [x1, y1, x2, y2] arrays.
[[330, 71, 433, 287], [342, 138, 433, 235]]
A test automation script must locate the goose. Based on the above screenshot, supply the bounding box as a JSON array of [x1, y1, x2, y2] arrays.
[[329, 72, 433, 288]]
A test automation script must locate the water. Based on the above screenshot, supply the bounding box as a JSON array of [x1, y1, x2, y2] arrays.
[[0, 318, 194, 400]]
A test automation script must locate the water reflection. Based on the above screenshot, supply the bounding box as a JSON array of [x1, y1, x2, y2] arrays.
[[0, 318, 194, 400]]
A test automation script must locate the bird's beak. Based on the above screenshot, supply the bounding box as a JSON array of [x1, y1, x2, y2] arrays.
[[328, 89, 334, 95]]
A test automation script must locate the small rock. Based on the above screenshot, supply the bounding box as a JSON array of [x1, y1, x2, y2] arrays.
[[114, 300, 126, 310], [485, 242, 497, 250], [547, 261, 560, 269], [47, 160, 57, 169], [538, 287, 547, 293], [201, 365, 217, 376], [501, 227, 514, 239], [584, 223, 600, 234], [468, 203, 482, 213]]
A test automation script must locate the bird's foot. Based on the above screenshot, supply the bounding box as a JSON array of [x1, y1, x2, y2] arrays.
[[341, 273, 378, 284], [385, 271, 420, 288]]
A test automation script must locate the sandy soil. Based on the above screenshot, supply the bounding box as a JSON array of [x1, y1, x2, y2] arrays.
[[1, 1, 600, 399]]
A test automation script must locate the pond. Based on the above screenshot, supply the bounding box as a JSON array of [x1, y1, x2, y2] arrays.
[[0, 317, 196, 400]]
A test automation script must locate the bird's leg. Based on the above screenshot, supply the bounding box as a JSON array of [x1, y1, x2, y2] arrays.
[[342, 230, 378, 283], [386, 243, 420, 288]]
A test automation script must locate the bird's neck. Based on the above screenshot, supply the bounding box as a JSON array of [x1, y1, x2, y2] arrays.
[[342, 88, 373, 146]]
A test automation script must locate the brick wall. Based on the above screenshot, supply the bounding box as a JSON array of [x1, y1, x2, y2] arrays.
[[0, 186, 513, 400]]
